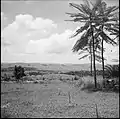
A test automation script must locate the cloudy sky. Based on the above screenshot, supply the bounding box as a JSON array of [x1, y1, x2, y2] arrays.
[[1, 0, 119, 64]]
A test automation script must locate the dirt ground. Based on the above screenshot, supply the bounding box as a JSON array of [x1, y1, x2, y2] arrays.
[[1, 79, 119, 118]]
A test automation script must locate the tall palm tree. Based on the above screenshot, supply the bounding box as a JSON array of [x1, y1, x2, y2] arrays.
[[65, 0, 103, 88], [93, 0, 119, 79], [66, 0, 119, 88]]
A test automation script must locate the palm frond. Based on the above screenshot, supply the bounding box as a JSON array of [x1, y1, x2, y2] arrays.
[[72, 36, 89, 52], [72, 28, 92, 52], [108, 11, 119, 17], [106, 27, 119, 33], [80, 3, 92, 15], [83, 0, 90, 9], [73, 17, 89, 22], [92, 0, 102, 12], [78, 51, 87, 55], [69, 3, 87, 14], [105, 6, 119, 16], [104, 23, 117, 27], [71, 22, 90, 38], [100, 32, 118, 45], [95, 54, 106, 63], [105, 64, 119, 78], [79, 54, 89, 60], [78, 48, 88, 55], [96, 44, 105, 52], [65, 12, 89, 19], [64, 19, 87, 22]]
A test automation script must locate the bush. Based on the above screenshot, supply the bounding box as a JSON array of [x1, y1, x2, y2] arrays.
[[81, 77, 119, 93], [102, 78, 119, 92], [105, 64, 119, 78], [81, 81, 102, 91], [14, 65, 26, 82]]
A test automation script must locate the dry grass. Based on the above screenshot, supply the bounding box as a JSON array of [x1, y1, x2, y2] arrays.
[[79, 76, 119, 93], [1, 77, 119, 118]]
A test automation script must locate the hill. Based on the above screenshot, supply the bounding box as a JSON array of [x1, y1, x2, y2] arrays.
[[1, 63, 102, 71]]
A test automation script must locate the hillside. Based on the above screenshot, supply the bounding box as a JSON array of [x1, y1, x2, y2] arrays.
[[1, 63, 102, 71]]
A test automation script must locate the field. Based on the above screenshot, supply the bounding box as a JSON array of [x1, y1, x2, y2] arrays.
[[1, 63, 119, 118]]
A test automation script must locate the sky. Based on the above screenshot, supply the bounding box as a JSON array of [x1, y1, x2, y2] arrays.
[[1, 0, 119, 64]]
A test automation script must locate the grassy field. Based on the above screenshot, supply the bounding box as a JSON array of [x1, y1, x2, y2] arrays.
[[1, 63, 119, 118], [1, 77, 119, 118]]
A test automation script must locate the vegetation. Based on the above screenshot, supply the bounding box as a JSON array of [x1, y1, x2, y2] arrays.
[[66, 0, 119, 89], [3, 73, 11, 81], [105, 64, 119, 78], [1, 76, 119, 118], [1, 0, 119, 118], [13, 65, 26, 82]]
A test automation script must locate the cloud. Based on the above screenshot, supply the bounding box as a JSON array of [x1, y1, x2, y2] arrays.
[[3, 14, 57, 37], [14, 14, 57, 32], [26, 29, 74, 55], [1, 14, 58, 54], [1, 13, 119, 64]]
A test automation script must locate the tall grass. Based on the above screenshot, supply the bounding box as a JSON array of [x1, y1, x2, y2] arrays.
[[79, 76, 119, 93]]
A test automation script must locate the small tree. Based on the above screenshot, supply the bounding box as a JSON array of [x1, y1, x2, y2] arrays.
[[14, 65, 26, 82]]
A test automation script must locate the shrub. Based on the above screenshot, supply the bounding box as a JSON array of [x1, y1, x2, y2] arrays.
[[101, 78, 119, 92], [13, 65, 26, 82], [105, 64, 119, 78], [81, 79, 102, 91]]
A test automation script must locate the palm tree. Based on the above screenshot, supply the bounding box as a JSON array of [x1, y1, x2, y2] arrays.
[[93, 1, 119, 79], [65, 0, 103, 88], [66, 0, 119, 88]]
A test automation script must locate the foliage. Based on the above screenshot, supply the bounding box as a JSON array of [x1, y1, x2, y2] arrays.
[[66, 0, 119, 82], [81, 80, 101, 91], [3, 73, 11, 81], [1, 66, 37, 72], [105, 64, 119, 78], [13, 65, 26, 81], [102, 78, 119, 92], [64, 70, 105, 77], [80, 76, 119, 93]]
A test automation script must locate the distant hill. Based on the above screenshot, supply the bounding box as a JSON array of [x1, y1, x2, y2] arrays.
[[1, 63, 102, 71]]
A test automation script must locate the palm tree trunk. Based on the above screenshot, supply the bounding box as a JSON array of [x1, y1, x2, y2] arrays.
[[91, 53, 93, 76], [101, 25, 105, 79], [90, 41, 93, 76], [101, 38, 105, 79], [91, 25, 97, 89]]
